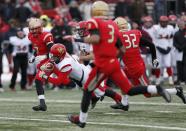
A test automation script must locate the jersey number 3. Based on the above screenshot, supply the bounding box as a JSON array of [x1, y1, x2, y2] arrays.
[[108, 25, 114, 43], [123, 34, 137, 49]]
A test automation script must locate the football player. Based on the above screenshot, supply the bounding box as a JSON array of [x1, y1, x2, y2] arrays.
[[36, 44, 105, 104], [9, 28, 31, 91], [27, 17, 54, 111], [67, 1, 171, 128], [109, 17, 186, 110], [152, 16, 175, 85]]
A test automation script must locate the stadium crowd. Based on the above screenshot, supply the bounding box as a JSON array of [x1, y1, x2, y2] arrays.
[[0, 0, 185, 93]]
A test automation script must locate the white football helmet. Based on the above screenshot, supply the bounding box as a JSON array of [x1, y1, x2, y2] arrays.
[[91, 1, 109, 18], [114, 17, 129, 31]]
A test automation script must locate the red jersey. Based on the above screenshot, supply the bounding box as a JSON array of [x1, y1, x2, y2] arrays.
[[120, 30, 144, 70], [86, 18, 120, 67], [36, 59, 70, 85], [28, 32, 53, 56]]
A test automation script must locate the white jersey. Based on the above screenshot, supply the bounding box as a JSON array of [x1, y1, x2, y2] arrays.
[[142, 26, 156, 43], [56, 54, 90, 85], [152, 24, 174, 49], [9, 36, 31, 56]]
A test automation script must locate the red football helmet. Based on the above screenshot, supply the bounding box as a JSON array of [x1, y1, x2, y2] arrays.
[[169, 15, 177, 21], [76, 21, 89, 37], [159, 16, 168, 21], [159, 16, 168, 27], [49, 44, 66, 63]]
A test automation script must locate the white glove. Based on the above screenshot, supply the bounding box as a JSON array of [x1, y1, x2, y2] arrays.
[[152, 59, 159, 68], [39, 71, 48, 80], [28, 55, 35, 63]]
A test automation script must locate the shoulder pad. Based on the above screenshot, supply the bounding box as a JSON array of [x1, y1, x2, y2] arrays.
[[86, 19, 99, 30]]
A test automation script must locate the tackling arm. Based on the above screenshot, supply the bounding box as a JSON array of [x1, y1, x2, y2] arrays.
[[47, 67, 71, 85]]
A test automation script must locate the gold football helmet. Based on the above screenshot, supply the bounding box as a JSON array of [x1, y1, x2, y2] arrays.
[[91, 1, 109, 17], [114, 17, 129, 31]]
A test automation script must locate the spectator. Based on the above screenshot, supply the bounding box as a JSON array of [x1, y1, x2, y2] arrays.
[[0, 16, 10, 92], [129, 0, 148, 23], [0, 0, 16, 22], [114, 0, 130, 18], [173, 19, 186, 85], [79, 0, 92, 20], [51, 15, 73, 54], [15, 0, 33, 26], [154, 0, 167, 23], [69, 0, 82, 21], [40, 15, 53, 32]]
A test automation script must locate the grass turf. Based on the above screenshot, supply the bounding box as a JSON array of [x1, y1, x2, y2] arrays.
[[0, 87, 186, 131]]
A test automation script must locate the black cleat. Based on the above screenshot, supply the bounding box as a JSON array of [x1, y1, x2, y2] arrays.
[[110, 102, 129, 111], [32, 105, 47, 111], [91, 97, 100, 109], [68, 115, 86, 128], [175, 86, 186, 104], [157, 86, 171, 103]]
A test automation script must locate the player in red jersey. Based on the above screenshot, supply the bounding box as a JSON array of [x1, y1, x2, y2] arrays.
[[27, 17, 54, 111], [107, 17, 186, 111], [68, 1, 171, 128]]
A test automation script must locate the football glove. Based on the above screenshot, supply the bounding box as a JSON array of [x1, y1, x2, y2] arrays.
[[39, 71, 48, 80], [152, 59, 159, 68], [28, 55, 35, 63]]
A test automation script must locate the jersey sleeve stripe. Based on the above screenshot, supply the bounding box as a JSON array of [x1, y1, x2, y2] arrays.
[[60, 64, 72, 73], [88, 19, 98, 28], [43, 33, 52, 42]]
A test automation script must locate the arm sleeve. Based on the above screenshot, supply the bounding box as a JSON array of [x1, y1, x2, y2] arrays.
[[48, 67, 71, 85], [173, 33, 183, 51], [44, 33, 54, 51], [115, 38, 123, 49], [140, 36, 157, 60]]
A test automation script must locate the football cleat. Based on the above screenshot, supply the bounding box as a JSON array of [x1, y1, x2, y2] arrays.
[[175, 86, 186, 104], [68, 115, 86, 128], [91, 97, 100, 109], [110, 103, 129, 111], [32, 104, 47, 111], [156, 86, 171, 103]]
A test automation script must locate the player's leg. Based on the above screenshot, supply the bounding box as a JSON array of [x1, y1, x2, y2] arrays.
[[32, 69, 47, 111], [164, 53, 174, 85], [110, 68, 171, 106], [155, 50, 162, 85], [9, 56, 19, 91], [20, 56, 28, 90], [68, 66, 106, 128]]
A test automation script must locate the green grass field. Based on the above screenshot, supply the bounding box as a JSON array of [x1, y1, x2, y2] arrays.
[[0, 86, 186, 131]]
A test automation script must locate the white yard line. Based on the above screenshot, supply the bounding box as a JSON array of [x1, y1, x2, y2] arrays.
[[0, 98, 185, 106], [0, 116, 185, 130]]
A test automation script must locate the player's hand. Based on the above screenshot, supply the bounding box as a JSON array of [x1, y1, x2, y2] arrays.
[[28, 55, 35, 63], [63, 35, 74, 42], [39, 71, 48, 80], [152, 59, 159, 68]]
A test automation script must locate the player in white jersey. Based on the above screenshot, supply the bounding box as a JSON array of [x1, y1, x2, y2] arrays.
[[9, 28, 31, 90], [168, 15, 179, 83], [152, 16, 175, 85], [37, 44, 105, 102]]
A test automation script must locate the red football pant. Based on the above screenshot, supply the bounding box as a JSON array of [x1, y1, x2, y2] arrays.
[[84, 59, 132, 94]]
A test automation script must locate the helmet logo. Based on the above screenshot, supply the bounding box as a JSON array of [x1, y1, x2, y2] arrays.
[[58, 47, 64, 54]]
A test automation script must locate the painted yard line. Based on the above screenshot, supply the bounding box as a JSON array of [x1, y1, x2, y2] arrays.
[[0, 98, 185, 106], [0, 116, 185, 130]]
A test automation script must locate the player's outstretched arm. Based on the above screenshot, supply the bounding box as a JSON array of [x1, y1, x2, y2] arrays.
[[48, 68, 71, 85]]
